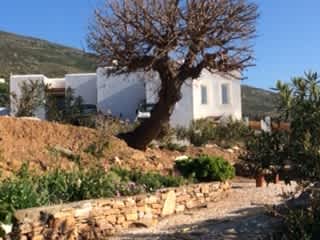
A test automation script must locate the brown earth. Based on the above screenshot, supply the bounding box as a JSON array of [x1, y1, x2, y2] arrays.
[[0, 117, 241, 178]]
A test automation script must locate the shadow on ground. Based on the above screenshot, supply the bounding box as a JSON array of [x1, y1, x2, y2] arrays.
[[112, 206, 282, 240]]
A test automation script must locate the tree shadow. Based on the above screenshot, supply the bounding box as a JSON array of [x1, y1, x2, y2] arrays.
[[113, 206, 281, 240]]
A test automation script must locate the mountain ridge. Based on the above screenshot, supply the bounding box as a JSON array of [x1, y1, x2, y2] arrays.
[[0, 30, 277, 117]]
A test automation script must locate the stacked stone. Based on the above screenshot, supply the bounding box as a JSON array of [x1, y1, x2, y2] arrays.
[[11, 182, 230, 240]]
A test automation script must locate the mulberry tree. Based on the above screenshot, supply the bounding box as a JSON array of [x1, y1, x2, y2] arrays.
[[89, 0, 258, 150]]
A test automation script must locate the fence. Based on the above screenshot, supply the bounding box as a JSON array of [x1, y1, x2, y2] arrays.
[[244, 116, 290, 132]]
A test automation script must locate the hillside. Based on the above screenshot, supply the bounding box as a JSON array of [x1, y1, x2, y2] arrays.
[[0, 117, 239, 178], [0, 31, 278, 117], [241, 85, 278, 118], [0, 31, 97, 79]]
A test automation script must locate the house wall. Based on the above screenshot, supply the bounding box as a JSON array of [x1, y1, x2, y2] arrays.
[[46, 78, 65, 89], [97, 68, 146, 121], [145, 74, 194, 128], [192, 70, 242, 121], [65, 73, 97, 105], [10, 75, 47, 119]]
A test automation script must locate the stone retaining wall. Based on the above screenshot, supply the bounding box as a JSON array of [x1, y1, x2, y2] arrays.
[[11, 181, 230, 240]]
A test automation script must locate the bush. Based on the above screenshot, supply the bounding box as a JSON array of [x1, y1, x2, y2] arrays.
[[176, 118, 252, 147], [11, 80, 47, 117], [242, 131, 289, 178], [0, 81, 9, 107], [273, 186, 320, 240], [110, 167, 186, 192], [175, 155, 235, 182], [0, 164, 187, 230], [242, 72, 320, 239]]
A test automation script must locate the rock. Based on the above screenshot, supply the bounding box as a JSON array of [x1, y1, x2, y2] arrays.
[[175, 155, 189, 161], [53, 145, 74, 158], [226, 148, 234, 153], [175, 205, 185, 213], [19, 117, 41, 121], [114, 156, 121, 164], [225, 228, 237, 234], [204, 144, 214, 148], [232, 146, 240, 151], [0, 223, 12, 235], [125, 212, 138, 221], [161, 190, 176, 216], [74, 203, 92, 218]]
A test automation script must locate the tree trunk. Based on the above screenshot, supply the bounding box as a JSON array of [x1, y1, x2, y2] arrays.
[[119, 76, 182, 150]]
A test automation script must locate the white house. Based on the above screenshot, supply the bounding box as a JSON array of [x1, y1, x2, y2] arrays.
[[10, 68, 242, 127]]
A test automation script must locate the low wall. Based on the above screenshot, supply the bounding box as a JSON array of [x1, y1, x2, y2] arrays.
[[11, 181, 230, 240]]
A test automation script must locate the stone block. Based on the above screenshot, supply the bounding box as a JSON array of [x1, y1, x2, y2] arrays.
[[145, 195, 159, 204], [106, 215, 117, 224], [175, 205, 185, 213], [125, 198, 136, 207], [74, 203, 92, 218], [116, 215, 126, 224], [112, 201, 125, 209], [125, 212, 138, 221], [151, 203, 162, 209], [200, 185, 210, 194], [176, 194, 190, 203], [161, 191, 176, 216]]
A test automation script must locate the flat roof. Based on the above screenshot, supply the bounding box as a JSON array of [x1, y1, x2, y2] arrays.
[[65, 73, 96, 77], [11, 74, 46, 78]]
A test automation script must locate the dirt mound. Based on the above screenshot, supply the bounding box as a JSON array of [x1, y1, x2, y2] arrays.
[[0, 117, 241, 178]]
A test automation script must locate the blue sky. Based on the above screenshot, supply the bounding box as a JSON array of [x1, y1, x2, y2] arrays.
[[0, 0, 319, 89]]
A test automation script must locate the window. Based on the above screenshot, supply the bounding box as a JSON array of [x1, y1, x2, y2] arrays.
[[201, 85, 208, 105], [221, 84, 230, 104]]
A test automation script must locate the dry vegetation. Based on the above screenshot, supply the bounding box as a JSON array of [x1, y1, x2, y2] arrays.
[[0, 117, 240, 178]]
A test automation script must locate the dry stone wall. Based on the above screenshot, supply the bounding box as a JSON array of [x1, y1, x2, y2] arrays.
[[11, 181, 230, 240]]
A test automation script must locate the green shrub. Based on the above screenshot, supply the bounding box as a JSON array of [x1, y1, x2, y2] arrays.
[[0, 164, 187, 228], [272, 189, 320, 240], [176, 118, 252, 147], [11, 80, 47, 117], [110, 167, 186, 192], [175, 155, 235, 182], [242, 131, 289, 178]]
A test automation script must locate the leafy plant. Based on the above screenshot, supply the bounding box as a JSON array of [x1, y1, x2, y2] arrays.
[[11, 80, 47, 117], [176, 118, 252, 147], [175, 156, 235, 182], [272, 189, 320, 240], [243, 72, 320, 239], [0, 164, 187, 229], [46, 87, 84, 124], [111, 167, 186, 192], [242, 131, 289, 178], [0, 81, 9, 107]]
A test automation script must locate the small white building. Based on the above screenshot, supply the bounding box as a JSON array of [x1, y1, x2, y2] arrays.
[[10, 68, 242, 127]]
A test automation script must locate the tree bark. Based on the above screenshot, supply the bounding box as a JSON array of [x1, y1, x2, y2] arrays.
[[119, 72, 182, 150]]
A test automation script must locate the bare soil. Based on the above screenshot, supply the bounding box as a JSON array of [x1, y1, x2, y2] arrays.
[[0, 117, 241, 178]]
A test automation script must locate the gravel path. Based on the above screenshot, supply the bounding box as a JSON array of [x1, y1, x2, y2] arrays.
[[109, 178, 298, 240]]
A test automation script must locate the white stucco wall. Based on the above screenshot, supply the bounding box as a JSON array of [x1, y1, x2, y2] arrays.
[[65, 73, 97, 105], [45, 78, 65, 89], [192, 70, 242, 121], [10, 75, 47, 119], [97, 68, 146, 121], [10, 68, 242, 125]]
